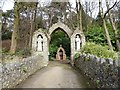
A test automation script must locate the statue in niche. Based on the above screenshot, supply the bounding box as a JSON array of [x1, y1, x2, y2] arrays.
[[75, 35, 81, 51], [37, 35, 43, 51]]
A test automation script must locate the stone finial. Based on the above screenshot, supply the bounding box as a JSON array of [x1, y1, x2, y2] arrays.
[[58, 16, 61, 22], [60, 44, 62, 47]]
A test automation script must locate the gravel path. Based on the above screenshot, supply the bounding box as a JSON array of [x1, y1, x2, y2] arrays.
[[17, 61, 91, 88]]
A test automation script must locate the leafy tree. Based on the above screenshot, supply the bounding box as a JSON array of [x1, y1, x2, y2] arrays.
[[10, 2, 20, 54], [10, 1, 38, 53], [85, 23, 107, 46], [99, 0, 113, 51], [96, 12, 103, 27], [105, 0, 120, 51], [2, 10, 13, 40], [85, 22, 117, 50]]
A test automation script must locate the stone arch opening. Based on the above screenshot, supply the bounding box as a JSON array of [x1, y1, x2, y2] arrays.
[[49, 27, 71, 60]]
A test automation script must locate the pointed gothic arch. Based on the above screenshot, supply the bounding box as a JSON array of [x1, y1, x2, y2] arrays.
[[48, 22, 73, 38]]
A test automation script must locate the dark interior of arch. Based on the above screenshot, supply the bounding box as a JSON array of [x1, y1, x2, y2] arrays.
[[49, 27, 70, 60]]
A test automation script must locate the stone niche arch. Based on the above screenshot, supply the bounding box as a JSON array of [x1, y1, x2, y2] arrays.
[[32, 29, 48, 65], [48, 21, 73, 39], [71, 29, 81, 65], [56, 45, 66, 60]]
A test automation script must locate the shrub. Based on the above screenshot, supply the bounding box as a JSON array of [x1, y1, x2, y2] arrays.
[[85, 24, 106, 46], [2, 48, 8, 53], [15, 48, 31, 58], [49, 44, 58, 58], [85, 23, 117, 50], [74, 53, 80, 60], [49, 56, 55, 61], [81, 42, 118, 60]]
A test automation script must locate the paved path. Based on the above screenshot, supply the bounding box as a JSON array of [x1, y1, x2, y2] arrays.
[[17, 61, 91, 88]]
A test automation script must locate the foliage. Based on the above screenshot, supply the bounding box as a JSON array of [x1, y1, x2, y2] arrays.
[[118, 29, 120, 40], [15, 48, 31, 58], [96, 80, 100, 87], [49, 44, 58, 59], [49, 56, 56, 61], [81, 42, 118, 60], [85, 23, 107, 46], [2, 10, 13, 40], [95, 12, 103, 27], [74, 53, 80, 60], [106, 23, 117, 49], [85, 23, 117, 50], [1, 48, 8, 55], [2, 31, 12, 40], [20, 64, 27, 73]]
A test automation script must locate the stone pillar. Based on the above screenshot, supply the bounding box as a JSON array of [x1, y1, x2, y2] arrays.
[[71, 29, 81, 66], [0, 9, 2, 90], [32, 29, 49, 66]]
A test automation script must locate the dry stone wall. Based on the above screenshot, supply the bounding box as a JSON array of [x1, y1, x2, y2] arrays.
[[1, 55, 47, 88], [0, 63, 2, 90], [74, 54, 119, 88]]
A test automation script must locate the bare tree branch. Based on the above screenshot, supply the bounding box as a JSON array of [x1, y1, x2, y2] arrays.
[[103, 1, 118, 18]]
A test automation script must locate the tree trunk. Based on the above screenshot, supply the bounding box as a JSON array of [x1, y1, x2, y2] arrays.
[[78, 0, 86, 47], [76, 0, 79, 28], [0, 10, 2, 55], [29, 3, 37, 48], [66, 2, 76, 30], [106, 0, 120, 51], [29, 10, 34, 48], [99, 0, 113, 51], [10, 2, 20, 54], [103, 18, 113, 51]]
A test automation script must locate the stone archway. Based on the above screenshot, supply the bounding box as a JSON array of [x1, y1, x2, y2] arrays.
[[48, 21, 73, 62], [32, 21, 83, 66]]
